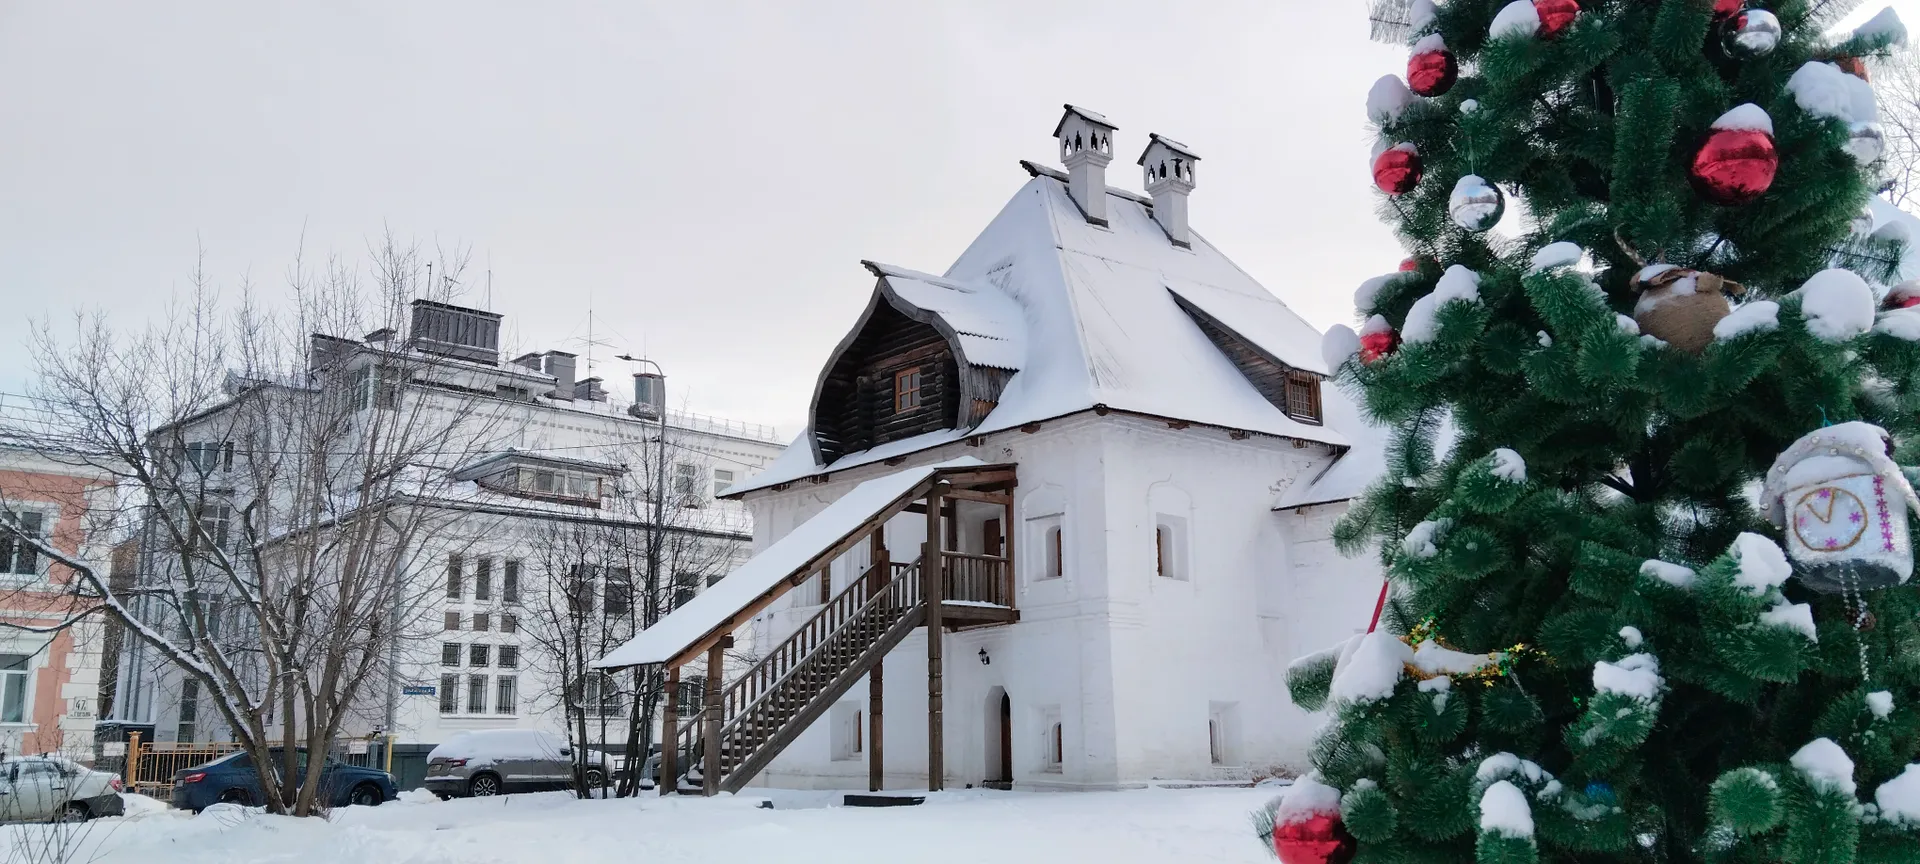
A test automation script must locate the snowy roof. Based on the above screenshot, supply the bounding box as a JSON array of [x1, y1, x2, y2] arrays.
[[1138, 133, 1200, 162], [595, 457, 984, 668], [864, 262, 1027, 371], [1052, 104, 1116, 135], [731, 162, 1345, 495]]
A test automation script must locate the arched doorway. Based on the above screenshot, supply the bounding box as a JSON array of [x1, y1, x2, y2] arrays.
[[984, 687, 1012, 789]]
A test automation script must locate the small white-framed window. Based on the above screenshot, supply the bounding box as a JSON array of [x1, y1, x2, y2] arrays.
[[1028, 514, 1064, 581], [0, 510, 46, 577], [1153, 514, 1188, 581], [713, 468, 736, 497], [830, 701, 861, 761], [0, 655, 30, 725]]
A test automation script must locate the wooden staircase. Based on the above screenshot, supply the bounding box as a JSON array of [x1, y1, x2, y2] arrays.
[[672, 557, 928, 794], [631, 460, 1020, 796]]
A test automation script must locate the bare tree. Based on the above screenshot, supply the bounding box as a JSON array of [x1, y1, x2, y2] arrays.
[[0, 236, 520, 815], [518, 419, 750, 798]]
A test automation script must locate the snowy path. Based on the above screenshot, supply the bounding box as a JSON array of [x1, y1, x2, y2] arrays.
[[10, 786, 1280, 864]]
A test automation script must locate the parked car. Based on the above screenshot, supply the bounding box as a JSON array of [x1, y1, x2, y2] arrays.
[[170, 749, 396, 812], [424, 730, 608, 798], [0, 757, 124, 823]]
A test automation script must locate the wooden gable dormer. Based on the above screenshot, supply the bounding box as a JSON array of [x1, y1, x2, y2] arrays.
[[1170, 293, 1324, 426], [809, 265, 1023, 466]]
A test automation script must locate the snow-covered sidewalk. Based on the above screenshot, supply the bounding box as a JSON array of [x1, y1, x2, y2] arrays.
[[7, 786, 1281, 863]]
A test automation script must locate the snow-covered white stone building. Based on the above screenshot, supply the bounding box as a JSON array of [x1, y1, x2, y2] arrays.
[[596, 105, 1384, 793]]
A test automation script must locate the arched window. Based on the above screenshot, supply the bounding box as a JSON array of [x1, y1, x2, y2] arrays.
[[1047, 723, 1063, 769], [1149, 484, 1192, 582]]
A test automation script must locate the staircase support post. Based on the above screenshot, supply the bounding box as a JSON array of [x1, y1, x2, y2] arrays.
[[870, 528, 888, 792], [924, 481, 946, 792], [704, 641, 725, 796], [661, 665, 679, 796]]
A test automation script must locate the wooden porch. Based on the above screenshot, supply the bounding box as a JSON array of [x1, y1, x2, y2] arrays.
[[648, 461, 1018, 795]]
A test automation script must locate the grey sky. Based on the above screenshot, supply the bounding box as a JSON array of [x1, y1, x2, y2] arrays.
[[2, 1, 1908, 432]]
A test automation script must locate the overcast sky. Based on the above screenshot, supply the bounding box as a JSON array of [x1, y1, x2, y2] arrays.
[[1, 2, 1909, 433]]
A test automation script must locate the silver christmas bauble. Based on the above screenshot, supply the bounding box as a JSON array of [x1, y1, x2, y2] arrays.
[[1721, 9, 1780, 58], [1854, 204, 1877, 235], [1847, 121, 1886, 164], [1449, 175, 1505, 232]]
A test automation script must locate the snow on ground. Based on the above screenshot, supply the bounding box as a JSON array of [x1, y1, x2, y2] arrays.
[[4, 786, 1282, 864]]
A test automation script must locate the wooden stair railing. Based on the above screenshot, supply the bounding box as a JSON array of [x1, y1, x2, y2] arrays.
[[671, 557, 927, 794]]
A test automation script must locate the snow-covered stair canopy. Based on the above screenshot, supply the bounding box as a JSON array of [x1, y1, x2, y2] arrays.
[[595, 456, 991, 670]]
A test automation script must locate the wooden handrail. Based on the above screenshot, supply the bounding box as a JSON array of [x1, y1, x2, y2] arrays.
[[941, 551, 1010, 607], [717, 558, 898, 728]]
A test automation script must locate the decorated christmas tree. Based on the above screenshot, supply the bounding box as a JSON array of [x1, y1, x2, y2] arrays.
[[1260, 2, 1920, 864]]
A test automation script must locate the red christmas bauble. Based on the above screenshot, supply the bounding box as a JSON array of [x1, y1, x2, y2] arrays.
[[1274, 813, 1357, 864], [1837, 56, 1871, 81], [1407, 49, 1457, 97], [1712, 0, 1743, 19], [1535, 0, 1580, 39], [1897, 295, 1920, 310], [1398, 257, 1421, 272], [1372, 146, 1422, 195], [1689, 128, 1777, 205], [1360, 329, 1399, 364]]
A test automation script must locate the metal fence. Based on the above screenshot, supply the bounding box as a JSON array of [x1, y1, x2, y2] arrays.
[[116, 734, 245, 799]]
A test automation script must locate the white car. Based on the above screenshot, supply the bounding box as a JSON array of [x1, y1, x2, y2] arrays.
[[0, 757, 125, 822]]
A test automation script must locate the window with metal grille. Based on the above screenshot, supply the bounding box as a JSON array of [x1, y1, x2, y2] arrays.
[[1284, 372, 1322, 423], [469, 644, 490, 668], [467, 675, 487, 714], [441, 643, 460, 666], [502, 560, 520, 604], [495, 676, 516, 715], [893, 367, 923, 413], [444, 612, 460, 631], [498, 645, 518, 668], [439, 675, 458, 713], [474, 558, 492, 601]]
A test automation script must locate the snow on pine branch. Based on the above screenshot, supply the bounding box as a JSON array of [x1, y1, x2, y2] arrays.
[[1640, 559, 1697, 588], [1403, 518, 1451, 559], [1403, 266, 1482, 344], [1479, 780, 1536, 838], [1730, 533, 1792, 596], [1593, 653, 1662, 701], [1490, 448, 1526, 482], [1760, 600, 1818, 641], [1876, 764, 1920, 824], [1796, 269, 1876, 342], [1490, 1, 1541, 40], [1869, 691, 1894, 719], [1714, 301, 1780, 341], [1792, 738, 1857, 796], [1328, 631, 1412, 706]]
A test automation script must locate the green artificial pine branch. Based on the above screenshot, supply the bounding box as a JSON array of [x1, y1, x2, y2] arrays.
[[1272, 0, 1920, 862]]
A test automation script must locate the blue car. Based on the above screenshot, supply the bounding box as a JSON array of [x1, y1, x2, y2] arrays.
[[170, 749, 396, 812]]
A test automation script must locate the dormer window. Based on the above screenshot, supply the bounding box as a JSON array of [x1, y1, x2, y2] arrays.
[[511, 468, 601, 503], [894, 368, 924, 413], [1284, 372, 1322, 424]]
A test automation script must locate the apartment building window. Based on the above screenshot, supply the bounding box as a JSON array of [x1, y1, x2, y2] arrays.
[[474, 558, 493, 601], [467, 675, 488, 714], [472, 613, 490, 632], [469, 645, 491, 668], [672, 463, 699, 497], [713, 469, 736, 496], [501, 613, 518, 634], [176, 678, 199, 742], [0, 511, 43, 576], [495, 677, 516, 715], [439, 675, 458, 714], [446, 554, 463, 600], [673, 572, 699, 609], [498, 645, 519, 669], [198, 504, 232, 551], [443, 612, 460, 631], [0, 655, 29, 725], [441, 643, 460, 667], [567, 566, 594, 616], [604, 569, 633, 616], [502, 560, 520, 604], [185, 441, 234, 473]]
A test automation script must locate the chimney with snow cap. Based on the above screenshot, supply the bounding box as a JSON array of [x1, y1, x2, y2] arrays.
[[1138, 134, 1199, 248], [1053, 104, 1117, 226]]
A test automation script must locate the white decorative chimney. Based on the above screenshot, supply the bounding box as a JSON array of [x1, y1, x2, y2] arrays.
[[1053, 104, 1117, 226], [1138, 134, 1200, 248]]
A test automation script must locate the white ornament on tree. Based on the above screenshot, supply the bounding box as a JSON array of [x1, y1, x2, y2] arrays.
[[1763, 422, 1920, 594]]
